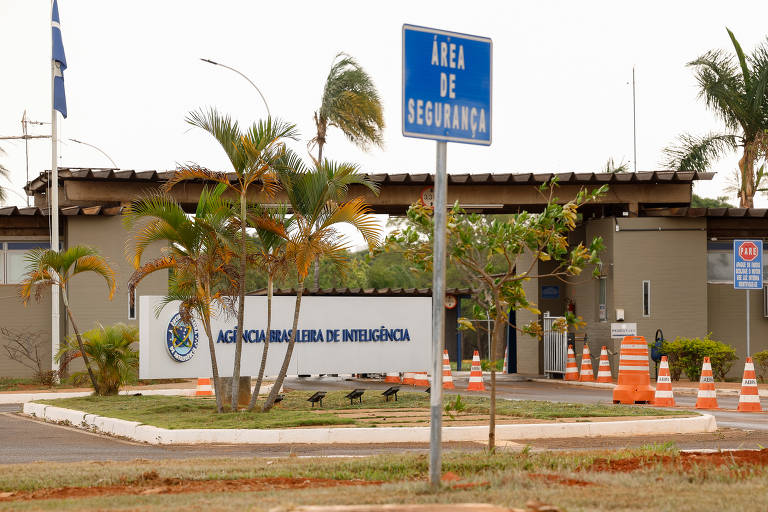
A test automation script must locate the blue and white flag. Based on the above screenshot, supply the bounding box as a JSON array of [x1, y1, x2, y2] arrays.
[[52, 0, 67, 118]]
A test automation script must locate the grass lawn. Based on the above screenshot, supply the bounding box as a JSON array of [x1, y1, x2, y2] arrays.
[[1, 446, 767, 511], [36, 391, 688, 430]]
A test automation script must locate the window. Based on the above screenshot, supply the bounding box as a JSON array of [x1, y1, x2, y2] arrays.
[[598, 277, 607, 322], [128, 288, 136, 320], [708, 241, 768, 283], [642, 280, 651, 317], [1, 241, 51, 284]]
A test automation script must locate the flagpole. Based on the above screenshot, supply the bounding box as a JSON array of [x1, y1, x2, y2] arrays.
[[50, 8, 60, 377]]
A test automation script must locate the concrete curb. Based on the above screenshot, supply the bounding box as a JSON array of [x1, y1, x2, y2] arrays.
[[530, 378, 768, 397], [23, 403, 717, 445], [0, 385, 275, 405]]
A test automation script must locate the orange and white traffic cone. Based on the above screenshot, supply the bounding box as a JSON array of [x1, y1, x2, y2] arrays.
[[579, 344, 595, 382], [442, 350, 455, 389], [653, 356, 675, 407], [195, 377, 213, 396], [502, 346, 509, 374], [737, 357, 762, 412], [596, 346, 613, 383], [384, 373, 401, 384], [413, 371, 430, 387], [565, 344, 579, 381], [467, 350, 486, 391], [695, 357, 719, 409], [612, 336, 655, 404], [402, 372, 416, 386]]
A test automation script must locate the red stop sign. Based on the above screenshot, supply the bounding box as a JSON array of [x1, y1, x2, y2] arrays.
[[739, 241, 759, 261]]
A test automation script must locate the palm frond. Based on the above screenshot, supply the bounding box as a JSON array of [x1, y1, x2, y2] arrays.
[[662, 133, 740, 172], [163, 165, 232, 193], [71, 255, 117, 299]]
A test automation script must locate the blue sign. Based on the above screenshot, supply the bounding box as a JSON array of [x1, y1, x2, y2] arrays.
[[541, 285, 560, 300], [402, 24, 492, 145], [733, 239, 763, 290]]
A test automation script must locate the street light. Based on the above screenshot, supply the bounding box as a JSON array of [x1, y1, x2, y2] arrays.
[[200, 58, 271, 117]]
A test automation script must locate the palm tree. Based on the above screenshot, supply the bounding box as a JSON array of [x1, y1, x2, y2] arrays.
[[260, 156, 382, 412], [56, 323, 138, 395], [0, 146, 10, 203], [165, 108, 298, 411], [663, 29, 768, 207], [124, 184, 237, 413], [310, 53, 385, 288], [246, 205, 292, 411], [19, 246, 116, 394]]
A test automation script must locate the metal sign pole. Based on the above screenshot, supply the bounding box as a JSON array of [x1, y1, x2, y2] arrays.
[[429, 141, 447, 489], [746, 290, 750, 357]]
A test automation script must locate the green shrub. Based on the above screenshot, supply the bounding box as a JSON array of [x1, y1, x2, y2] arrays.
[[753, 350, 768, 383], [57, 323, 138, 395], [661, 334, 736, 382]]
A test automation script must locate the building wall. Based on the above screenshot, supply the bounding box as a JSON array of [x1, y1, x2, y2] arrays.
[[708, 284, 768, 377], [568, 218, 617, 372], [0, 287, 56, 377], [612, 216, 708, 353], [66, 216, 168, 336], [515, 249, 541, 375]]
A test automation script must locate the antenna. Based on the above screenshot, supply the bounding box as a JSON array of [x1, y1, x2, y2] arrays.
[[632, 66, 637, 172]]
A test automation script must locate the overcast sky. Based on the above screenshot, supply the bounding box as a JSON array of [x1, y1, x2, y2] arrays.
[[2, 0, 768, 211]]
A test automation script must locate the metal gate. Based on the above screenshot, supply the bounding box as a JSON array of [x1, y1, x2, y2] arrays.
[[543, 313, 568, 377]]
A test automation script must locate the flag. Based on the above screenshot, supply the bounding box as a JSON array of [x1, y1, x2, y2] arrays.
[[52, 0, 67, 118]]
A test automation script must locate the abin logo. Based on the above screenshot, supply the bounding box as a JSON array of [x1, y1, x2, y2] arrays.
[[166, 313, 198, 362]]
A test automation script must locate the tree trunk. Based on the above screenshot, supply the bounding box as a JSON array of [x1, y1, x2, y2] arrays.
[[313, 259, 320, 289], [220, 376, 252, 406], [231, 193, 248, 411], [488, 309, 507, 451], [61, 292, 100, 395], [201, 315, 224, 413], [262, 284, 303, 412], [248, 277, 273, 411], [738, 146, 756, 208]]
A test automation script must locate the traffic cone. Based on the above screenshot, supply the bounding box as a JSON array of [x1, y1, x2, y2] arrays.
[[195, 377, 213, 396], [502, 346, 509, 374], [467, 350, 486, 391], [413, 371, 430, 387], [384, 373, 401, 384], [442, 350, 455, 389], [737, 357, 762, 412], [596, 346, 613, 383], [653, 356, 675, 406], [612, 336, 655, 404], [565, 345, 578, 381], [402, 372, 416, 386], [579, 343, 595, 382], [695, 357, 719, 409]]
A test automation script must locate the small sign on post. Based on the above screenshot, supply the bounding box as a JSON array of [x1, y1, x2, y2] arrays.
[[734, 239, 763, 357], [402, 24, 492, 490]]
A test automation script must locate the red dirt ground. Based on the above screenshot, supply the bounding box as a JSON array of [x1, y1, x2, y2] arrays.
[[0, 474, 383, 502], [585, 449, 768, 473], [527, 473, 594, 487]]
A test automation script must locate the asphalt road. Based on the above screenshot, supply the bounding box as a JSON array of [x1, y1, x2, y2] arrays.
[[2, 378, 766, 464]]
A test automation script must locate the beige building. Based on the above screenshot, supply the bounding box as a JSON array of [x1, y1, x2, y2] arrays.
[[1, 168, 767, 378]]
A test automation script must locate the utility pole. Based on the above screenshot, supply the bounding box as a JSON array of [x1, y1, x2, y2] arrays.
[[632, 67, 637, 172]]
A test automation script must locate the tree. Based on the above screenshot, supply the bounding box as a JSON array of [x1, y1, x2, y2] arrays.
[[260, 157, 382, 412], [57, 323, 138, 395], [310, 52, 385, 288], [165, 109, 298, 411], [691, 193, 734, 208], [124, 184, 238, 413], [246, 205, 292, 410], [387, 181, 606, 450], [19, 246, 116, 394], [663, 29, 768, 207], [602, 157, 630, 173]]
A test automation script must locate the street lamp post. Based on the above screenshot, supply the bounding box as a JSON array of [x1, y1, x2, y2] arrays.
[[200, 58, 271, 117]]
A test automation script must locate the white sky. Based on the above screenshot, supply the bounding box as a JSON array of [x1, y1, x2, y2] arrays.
[[2, 0, 768, 215]]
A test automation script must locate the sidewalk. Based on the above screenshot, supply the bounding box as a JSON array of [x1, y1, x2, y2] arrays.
[[531, 377, 768, 397]]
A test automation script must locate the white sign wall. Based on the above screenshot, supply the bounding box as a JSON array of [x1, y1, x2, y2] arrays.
[[139, 296, 431, 378]]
